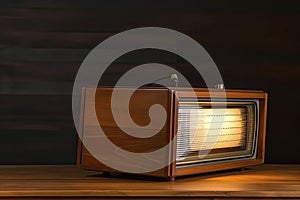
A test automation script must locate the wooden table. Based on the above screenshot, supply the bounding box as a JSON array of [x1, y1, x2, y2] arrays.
[[0, 165, 299, 199]]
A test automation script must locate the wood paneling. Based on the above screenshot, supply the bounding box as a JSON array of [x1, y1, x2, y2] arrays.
[[0, 95, 77, 164], [78, 88, 173, 177], [0, 0, 299, 164]]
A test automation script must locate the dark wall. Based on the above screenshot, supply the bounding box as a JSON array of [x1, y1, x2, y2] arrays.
[[0, 0, 299, 164]]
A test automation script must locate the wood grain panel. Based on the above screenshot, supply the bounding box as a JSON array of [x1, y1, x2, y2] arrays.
[[0, 32, 112, 48], [0, 0, 299, 164], [0, 0, 299, 12], [0, 96, 74, 131], [0, 95, 77, 164], [81, 88, 172, 153], [0, 8, 176, 32], [12, 62, 80, 81], [0, 131, 77, 164], [78, 88, 174, 177], [0, 165, 299, 199]]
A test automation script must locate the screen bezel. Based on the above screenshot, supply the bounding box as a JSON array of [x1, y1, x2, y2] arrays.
[[175, 98, 260, 168]]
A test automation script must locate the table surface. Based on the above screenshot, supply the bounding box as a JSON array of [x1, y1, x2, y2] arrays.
[[0, 164, 299, 199]]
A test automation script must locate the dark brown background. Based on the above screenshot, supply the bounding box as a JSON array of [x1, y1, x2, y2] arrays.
[[0, 0, 299, 164]]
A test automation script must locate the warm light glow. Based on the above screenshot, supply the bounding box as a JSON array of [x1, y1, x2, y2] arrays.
[[189, 108, 244, 151], [176, 101, 256, 165]]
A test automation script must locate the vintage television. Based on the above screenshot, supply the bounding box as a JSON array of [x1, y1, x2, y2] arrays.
[[77, 87, 268, 180]]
